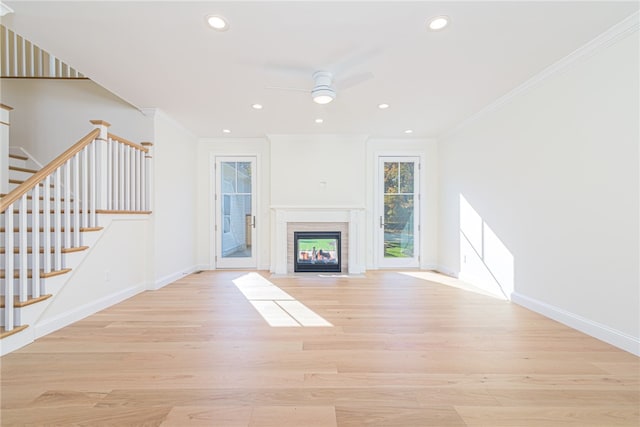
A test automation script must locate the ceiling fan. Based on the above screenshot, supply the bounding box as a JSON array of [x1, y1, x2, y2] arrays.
[[267, 69, 374, 105], [264, 47, 379, 105]]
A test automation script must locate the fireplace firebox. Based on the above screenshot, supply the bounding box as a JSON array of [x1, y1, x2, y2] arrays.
[[294, 231, 341, 273]]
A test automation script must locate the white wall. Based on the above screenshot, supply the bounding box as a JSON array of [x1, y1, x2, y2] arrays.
[[438, 25, 639, 353], [196, 137, 270, 270], [0, 79, 153, 164], [150, 109, 199, 287], [269, 134, 367, 207], [36, 216, 149, 335]]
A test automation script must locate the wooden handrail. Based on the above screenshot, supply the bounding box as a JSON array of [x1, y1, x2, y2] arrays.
[[0, 128, 100, 212], [108, 133, 148, 153]]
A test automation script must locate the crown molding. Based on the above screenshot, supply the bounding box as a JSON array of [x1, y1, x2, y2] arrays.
[[440, 11, 639, 141]]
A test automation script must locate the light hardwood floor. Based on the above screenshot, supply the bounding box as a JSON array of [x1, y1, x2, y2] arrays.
[[1, 270, 638, 426]]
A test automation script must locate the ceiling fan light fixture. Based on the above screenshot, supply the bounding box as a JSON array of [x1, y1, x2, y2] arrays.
[[312, 87, 335, 104], [427, 15, 449, 31], [206, 15, 229, 31]]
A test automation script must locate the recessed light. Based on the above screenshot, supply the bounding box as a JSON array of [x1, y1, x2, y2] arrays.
[[206, 15, 229, 31], [222, 129, 231, 134], [252, 104, 263, 110], [315, 118, 324, 124], [427, 15, 449, 31], [404, 129, 413, 134], [378, 103, 390, 109]]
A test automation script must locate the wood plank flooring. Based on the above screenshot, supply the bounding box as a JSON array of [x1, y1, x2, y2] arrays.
[[1, 270, 638, 426]]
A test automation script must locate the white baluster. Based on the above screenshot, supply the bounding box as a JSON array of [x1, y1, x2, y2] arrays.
[[107, 138, 112, 210], [119, 143, 125, 210], [125, 146, 130, 211], [42, 175, 51, 274], [54, 169, 62, 270], [4, 203, 14, 330], [31, 186, 40, 298], [140, 150, 146, 211], [81, 147, 88, 229], [63, 160, 71, 248], [135, 149, 141, 211], [112, 140, 119, 210], [90, 140, 97, 227], [73, 154, 80, 247], [18, 194, 27, 302]]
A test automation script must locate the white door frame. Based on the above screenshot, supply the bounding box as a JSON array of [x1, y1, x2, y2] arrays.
[[212, 156, 258, 269], [375, 155, 422, 269]]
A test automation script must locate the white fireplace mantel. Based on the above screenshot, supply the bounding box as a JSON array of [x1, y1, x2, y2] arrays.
[[271, 206, 366, 275]]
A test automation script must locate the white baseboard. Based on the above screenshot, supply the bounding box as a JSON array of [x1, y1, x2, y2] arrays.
[[511, 292, 640, 356], [0, 326, 35, 356], [433, 265, 459, 278], [150, 265, 200, 290], [34, 282, 146, 339]]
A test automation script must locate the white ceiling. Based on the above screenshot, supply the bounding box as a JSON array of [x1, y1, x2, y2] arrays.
[[3, 1, 638, 139]]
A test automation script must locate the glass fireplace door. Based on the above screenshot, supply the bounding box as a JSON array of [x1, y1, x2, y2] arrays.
[[215, 157, 257, 269]]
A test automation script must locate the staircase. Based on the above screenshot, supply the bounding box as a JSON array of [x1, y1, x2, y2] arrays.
[[0, 112, 153, 355]]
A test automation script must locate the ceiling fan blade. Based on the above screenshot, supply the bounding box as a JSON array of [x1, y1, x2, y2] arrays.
[[336, 71, 374, 91], [328, 47, 381, 76], [265, 85, 310, 93]]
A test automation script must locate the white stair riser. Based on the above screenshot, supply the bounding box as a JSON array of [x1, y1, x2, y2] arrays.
[[8, 170, 35, 181], [0, 253, 70, 269], [0, 232, 86, 245], [0, 272, 73, 297], [8, 158, 27, 169]]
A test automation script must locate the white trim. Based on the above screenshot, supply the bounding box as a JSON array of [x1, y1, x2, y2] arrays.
[[213, 155, 259, 270], [34, 282, 146, 339], [140, 108, 198, 140], [442, 11, 640, 140], [150, 265, 200, 290], [512, 292, 640, 356]]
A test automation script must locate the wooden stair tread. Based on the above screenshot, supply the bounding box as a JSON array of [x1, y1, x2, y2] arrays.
[[9, 166, 38, 174], [0, 246, 89, 254], [9, 209, 92, 214], [0, 193, 72, 201], [0, 226, 103, 233], [0, 294, 52, 308], [0, 324, 28, 339], [8, 153, 28, 161], [0, 268, 72, 279]]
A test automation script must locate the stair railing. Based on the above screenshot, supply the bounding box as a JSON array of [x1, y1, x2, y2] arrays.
[[1, 120, 152, 332], [1, 24, 86, 79]]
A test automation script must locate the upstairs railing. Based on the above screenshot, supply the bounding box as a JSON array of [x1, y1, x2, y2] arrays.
[[1, 120, 152, 332], [0, 24, 86, 78]]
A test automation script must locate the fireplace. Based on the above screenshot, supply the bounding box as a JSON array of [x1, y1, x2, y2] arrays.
[[294, 231, 341, 273], [271, 206, 365, 275]]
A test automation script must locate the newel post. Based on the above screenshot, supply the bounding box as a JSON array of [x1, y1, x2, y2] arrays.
[[1, 104, 13, 195], [141, 142, 153, 211], [90, 120, 111, 211]]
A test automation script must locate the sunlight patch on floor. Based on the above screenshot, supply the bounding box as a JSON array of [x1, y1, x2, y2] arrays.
[[399, 270, 507, 300], [233, 273, 333, 327]]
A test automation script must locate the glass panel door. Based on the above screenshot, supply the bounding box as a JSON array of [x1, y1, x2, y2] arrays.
[[378, 157, 420, 268], [215, 157, 257, 269]]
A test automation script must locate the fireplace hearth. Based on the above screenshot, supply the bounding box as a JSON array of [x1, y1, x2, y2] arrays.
[[294, 231, 341, 273]]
